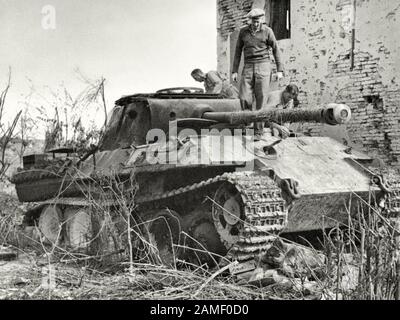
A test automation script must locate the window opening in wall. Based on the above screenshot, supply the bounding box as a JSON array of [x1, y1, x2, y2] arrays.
[[267, 0, 291, 40], [364, 95, 384, 111]]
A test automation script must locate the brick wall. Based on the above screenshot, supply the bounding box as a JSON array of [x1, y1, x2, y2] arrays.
[[217, 0, 400, 165]]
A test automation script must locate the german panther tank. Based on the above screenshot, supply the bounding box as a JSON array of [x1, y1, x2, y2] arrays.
[[11, 88, 400, 275]]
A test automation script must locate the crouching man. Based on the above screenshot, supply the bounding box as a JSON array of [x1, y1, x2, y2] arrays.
[[264, 84, 300, 139], [191, 68, 239, 98]]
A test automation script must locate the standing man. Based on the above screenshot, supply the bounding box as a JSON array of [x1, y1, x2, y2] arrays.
[[232, 8, 284, 132], [191, 68, 239, 98]]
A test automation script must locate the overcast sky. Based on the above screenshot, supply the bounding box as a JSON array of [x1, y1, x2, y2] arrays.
[[0, 0, 217, 123]]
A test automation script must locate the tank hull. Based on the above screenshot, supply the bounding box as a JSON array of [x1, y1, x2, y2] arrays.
[[13, 134, 383, 234]]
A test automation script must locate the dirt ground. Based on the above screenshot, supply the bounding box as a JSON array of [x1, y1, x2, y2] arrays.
[[0, 181, 296, 300], [0, 183, 380, 300], [0, 186, 355, 301], [1, 250, 301, 300], [0, 251, 135, 300], [0, 189, 277, 300]]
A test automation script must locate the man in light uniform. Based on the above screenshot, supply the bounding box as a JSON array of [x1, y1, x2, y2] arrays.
[[191, 68, 239, 98], [264, 84, 300, 138], [232, 8, 284, 134]]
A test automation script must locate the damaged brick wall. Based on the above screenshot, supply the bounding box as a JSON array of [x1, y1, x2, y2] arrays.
[[217, 0, 400, 165], [217, 0, 253, 75]]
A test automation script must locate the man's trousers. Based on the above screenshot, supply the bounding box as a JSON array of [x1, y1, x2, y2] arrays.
[[239, 61, 271, 111], [239, 61, 271, 133]]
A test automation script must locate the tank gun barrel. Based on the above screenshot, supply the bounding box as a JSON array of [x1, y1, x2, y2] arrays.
[[202, 103, 351, 126]]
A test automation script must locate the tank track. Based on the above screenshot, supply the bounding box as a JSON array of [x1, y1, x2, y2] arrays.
[[136, 172, 288, 262], [27, 172, 288, 263]]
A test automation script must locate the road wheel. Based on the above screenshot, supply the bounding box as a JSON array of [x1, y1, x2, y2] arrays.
[[143, 209, 183, 266], [212, 182, 245, 250], [38, 205, 63, 245], [64, 207, 92, 250]]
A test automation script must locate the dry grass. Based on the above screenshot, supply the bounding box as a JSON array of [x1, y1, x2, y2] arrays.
[[0, 172, 316, 300], [1, 160, 400, 300], [320, 194, 400, 300], [0, 251, 295, 300], [271, 191, 400, 300]]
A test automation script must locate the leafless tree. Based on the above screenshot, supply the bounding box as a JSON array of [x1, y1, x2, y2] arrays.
[[16, 107, 36, 165], [33, 73, 108, 154]]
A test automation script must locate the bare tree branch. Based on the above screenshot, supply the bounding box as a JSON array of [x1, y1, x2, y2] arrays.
[[0, 111, 22, 180], [0, 67, 12, 133]]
